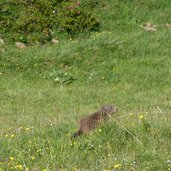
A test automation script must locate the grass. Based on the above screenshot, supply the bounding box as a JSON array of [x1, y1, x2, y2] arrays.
[[0, 0, 171, 170]]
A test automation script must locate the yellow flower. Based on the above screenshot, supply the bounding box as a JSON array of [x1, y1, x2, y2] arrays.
[[139, 115, 145, 119], [25, 127, 31, 131], [31, 156, 35, 160], [98, 129, 102, 132], [42, 169, 48, 171], [114, 163, 121, 169], [15, 165, 23, 170], [11, 134, 15, 138], [10, 157, 14, 161], [5, 134, 8, 138], [36, 149, 41, 152]]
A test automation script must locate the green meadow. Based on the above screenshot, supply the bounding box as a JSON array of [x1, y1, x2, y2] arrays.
[[0, 0, 171, 170]]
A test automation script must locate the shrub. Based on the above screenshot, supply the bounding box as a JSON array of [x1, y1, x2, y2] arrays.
[[0, 0, 99, 43], [1, 0, 56, 43], [58, 1, 99, 33]]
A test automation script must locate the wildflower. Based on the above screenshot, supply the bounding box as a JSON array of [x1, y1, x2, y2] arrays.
[[36, 149, 41, 153], [15, 165, 23, 170], [139, 115, 145, 119], [31, 156, 35, 160], [166, 160, 171, 163], [10, 157, 14, 161], [0, 38, 4, 44], [43, 169, 48, 171], [25, 127, 31, 131], [46, 147, 50, 151], [129, 113, 134, 116], [5, 134, 8, 138], [11, 134, 15, 138], [114, 163, 121, 169], [54, 78, 60, 82], [98, 129, 102, 132]]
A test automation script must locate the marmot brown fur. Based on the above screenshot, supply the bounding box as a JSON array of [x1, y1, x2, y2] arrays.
[[73, 105, 118, 138]]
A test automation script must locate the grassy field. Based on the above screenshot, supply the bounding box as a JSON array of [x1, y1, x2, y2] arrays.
[[0, 0, 171, 170]]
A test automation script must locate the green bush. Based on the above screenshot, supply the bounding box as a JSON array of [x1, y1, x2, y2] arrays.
[[58, 1, 99, 33], [0, 0, 99, 43]]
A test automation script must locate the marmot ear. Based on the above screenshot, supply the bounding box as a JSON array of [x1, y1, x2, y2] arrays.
[[101, 105, 108, 110]]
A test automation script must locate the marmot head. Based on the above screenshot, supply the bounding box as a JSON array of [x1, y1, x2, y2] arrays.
[[100, 105, 118, 116]]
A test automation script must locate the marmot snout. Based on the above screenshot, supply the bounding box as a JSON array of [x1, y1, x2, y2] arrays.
[[73, 105, 118, 138]]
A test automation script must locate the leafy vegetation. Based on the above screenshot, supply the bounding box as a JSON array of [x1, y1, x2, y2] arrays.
[[0, 0, 171, 170], [0, 0, 99, 43]]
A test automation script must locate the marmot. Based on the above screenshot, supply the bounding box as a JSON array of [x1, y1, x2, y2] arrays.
[[73, 105, 118, 138]]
